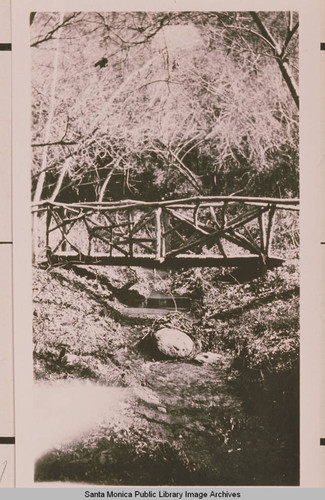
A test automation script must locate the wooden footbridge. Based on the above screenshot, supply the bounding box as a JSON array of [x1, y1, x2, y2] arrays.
[[32, 196, 299, 269]]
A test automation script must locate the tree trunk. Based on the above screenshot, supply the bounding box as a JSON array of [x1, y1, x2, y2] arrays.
[[49, 158, 71, 202], [33, 12, 64, 203], [32, 12, 63, 263]]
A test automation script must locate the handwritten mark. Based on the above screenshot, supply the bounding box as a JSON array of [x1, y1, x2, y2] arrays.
[[0, 460, 7, 483]]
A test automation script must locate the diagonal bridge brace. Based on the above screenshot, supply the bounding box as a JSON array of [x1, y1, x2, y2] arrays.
[[164, 205, 271, 258]]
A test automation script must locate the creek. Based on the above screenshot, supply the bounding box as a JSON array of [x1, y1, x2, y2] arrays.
[[34, 268, 299, 486]]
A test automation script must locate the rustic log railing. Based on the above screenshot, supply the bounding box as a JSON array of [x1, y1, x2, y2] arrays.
[[32, 196, 299, 268]]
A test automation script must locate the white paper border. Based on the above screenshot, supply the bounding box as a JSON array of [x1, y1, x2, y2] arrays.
[[11, 0, 324, 488]]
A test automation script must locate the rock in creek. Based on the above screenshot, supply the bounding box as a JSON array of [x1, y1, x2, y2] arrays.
[[152, 327, 195, 359], [193, 351, 222, 365]]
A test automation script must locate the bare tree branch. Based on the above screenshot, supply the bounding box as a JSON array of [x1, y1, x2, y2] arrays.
[[31, 12, 81, 47], [153, 143, 201, 192], [216, 17, 276, 51], [281, 21, 299, 58], [98, 163, 118, 202], [32, 141, 77, 147], [250, 12, 299, 109]]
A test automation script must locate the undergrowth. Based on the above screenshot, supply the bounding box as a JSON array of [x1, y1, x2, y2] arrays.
[[33, 260, 299, 485]]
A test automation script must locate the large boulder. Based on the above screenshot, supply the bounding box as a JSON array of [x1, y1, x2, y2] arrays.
[[152, 327, 195, 359]]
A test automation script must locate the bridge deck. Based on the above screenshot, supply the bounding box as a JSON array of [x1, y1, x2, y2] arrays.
[[48, 252, 284, 268]]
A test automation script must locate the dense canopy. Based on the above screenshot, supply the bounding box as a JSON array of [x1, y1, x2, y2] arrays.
[[31, 11, 299, 203]]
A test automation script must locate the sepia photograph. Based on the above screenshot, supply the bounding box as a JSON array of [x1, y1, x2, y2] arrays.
[[29, 9, 300, 487]]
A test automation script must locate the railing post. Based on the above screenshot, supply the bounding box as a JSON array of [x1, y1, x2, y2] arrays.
[[209, 205, 227, 258], [265, 205, 276, 257], [156, 207, 163, 261], [128, 208, 134, 258], [258, 212, 267, 254], [194, 202, 200, 227], [162, 207, 171, 255], [221, 201, 228, 228]]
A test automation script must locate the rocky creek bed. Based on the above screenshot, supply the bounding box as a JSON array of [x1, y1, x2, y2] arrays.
[[33, 263, 299, 486]]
